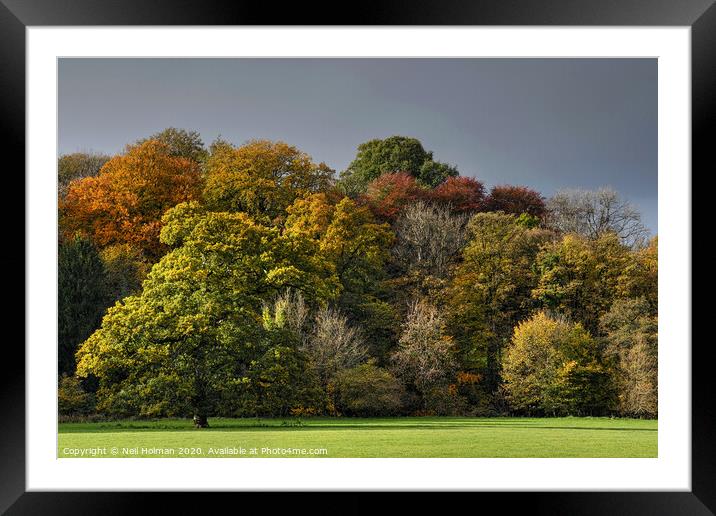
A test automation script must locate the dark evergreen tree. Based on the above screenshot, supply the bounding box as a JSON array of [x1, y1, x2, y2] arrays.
[[58, 235, 109, 375]]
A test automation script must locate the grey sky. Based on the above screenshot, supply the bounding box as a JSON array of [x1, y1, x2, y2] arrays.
[[58, 58, 657, 234]]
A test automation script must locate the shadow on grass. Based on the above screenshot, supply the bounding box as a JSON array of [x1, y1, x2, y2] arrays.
[[59, 421, 657, 434]]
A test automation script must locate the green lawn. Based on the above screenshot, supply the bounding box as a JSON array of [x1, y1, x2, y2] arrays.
[[58, 417, 657, 458]]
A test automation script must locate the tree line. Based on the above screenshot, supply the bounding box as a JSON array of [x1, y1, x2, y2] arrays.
[[58, 129, 657, 426]]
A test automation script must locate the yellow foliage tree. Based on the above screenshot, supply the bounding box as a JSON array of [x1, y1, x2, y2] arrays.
[[202, 139, 334, 222]]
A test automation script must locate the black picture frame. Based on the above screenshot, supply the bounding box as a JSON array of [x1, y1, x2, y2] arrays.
[[2, 0, 708, 513]]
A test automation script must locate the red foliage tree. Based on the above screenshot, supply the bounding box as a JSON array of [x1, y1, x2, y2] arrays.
[[361, 172, 427, 221], [430, 176, 486, 213], [484, 185, 546, 219]]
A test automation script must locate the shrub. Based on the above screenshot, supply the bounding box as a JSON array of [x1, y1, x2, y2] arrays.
[[423, 385, 468, 416], [58, 375, 95, 416], [333, 363, 405, 417]]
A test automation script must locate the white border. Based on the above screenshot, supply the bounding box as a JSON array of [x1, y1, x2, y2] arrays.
[[27, 27, 691, 491]]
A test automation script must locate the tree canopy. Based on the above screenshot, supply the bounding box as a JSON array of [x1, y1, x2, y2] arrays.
[[203, 139, 334, 221], [339, 136, 458, 195], [502, 312, 615, 416], [58, 152, 111, 199], [60, 132, 657, 422], [547, 187, 649, 247], [60, 140, 202, 259], [135, 127, 207, 162]]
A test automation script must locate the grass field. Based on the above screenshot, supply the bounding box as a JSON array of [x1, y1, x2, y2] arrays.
[[58, 417, 657, 458]]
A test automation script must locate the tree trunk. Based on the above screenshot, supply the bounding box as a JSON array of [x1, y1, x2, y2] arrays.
[[193, 414, 209, 428]]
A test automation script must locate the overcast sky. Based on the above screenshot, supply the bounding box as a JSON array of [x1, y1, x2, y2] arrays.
[[58, 58, 657, 234]]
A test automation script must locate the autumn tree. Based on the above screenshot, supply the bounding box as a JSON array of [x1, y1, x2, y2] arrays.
[[617, 236, 658, 312], [600, 298, 657, 417], [393, 201, 468, 280], [448, 212, 552, 395], [429, 176, 486, 214], [547, 187, 649, 247], [262, 289, 311, 340], [58, 152, 110, 199], [284, 193, 336, 240], [303, 307, 368, 387], [60, 140, 202, 259], [484, 185, 547, 220], [502, 312, 615, 416], [202, 139, 334, 222], [76, 208, 340, 426], [325, 198, 398, 359], [532, 232, 633, 334], [286, 194, 394, 293], [362, 172, 427, 221], [391, 299, 456, 402], [286, 194, 398, 360], [135, 127, 207, 162], [339, 136, 457, 195], [58, 235, 110, 375]]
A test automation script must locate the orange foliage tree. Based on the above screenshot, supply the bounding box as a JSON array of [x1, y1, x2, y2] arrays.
[[60, 140, 201, 259]]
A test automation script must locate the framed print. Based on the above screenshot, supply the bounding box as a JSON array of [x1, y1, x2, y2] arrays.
[[3, 0, 710, 513]]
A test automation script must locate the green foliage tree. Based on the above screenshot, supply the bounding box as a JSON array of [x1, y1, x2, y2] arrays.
[[241, 333, 324, 418], [333, 363, 405, 416], [321, 198, 393, 291], [75, 208, 340, 426], [219, 290, 326, 417], [99, 244, 150, 302], [448, 212, 552, 395], [600, 298, 657, 417], [338, 136, 458, 195], [417, 160, 459, 189], [135, 127, 207, 163], [58, 374, 96, 417], [325, 199, 398, 361], [58, 235, 109, 375], [58, 152, 111, 199], [502, 312, 615, 416]]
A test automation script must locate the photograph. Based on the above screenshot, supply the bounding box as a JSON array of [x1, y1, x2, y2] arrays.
[[56, 57, 659, 459], [0, 0, 709, 505]]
